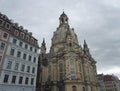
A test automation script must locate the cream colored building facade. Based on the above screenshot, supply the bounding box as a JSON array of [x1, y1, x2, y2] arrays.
[[40, 12, 99, 91]]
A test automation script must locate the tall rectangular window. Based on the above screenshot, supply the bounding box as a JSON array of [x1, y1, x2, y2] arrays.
[[17, 51, 21, 58], [19, 41, 23, 47], [3, 74, 9, 83], [34, 48, 37, 53], [0, 56, 2, 62], [33, 57, 36, 63], [19, 76, 23, 84], [31, 78, 34, 85], [28, 55, 31, 61], [23, 53, 27, 60], [6, 23, 10, 29], [25, 44, 28, 49], [10, 48, 15, 56], [30, 46, 33, 51], [27, 66, 30, 73], [70, 61, 76, 80], [13, 38, 17, 44], [14, 63, 19, 70], [11, 75, 16, 84], [25, 77, 29, 85], [21, 64, 25, 72], [0, 42, 5, 50], [32, 67, 35, 73], [3, 32, 8, 39], [6, 61, 12, 69]]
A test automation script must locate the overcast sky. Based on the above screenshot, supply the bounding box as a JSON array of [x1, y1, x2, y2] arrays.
[[0, 0, 120, 78]]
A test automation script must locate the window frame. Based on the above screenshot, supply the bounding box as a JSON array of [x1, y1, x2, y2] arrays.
[[33, 57, 36, 63], [5, 23, 11, 30], [17, 51, 21, 58], [3, 74, 9, 83], [20, 32, 25, 39], [14, 30, 19, 36], [19, 76, 23, 84], [3, 32, 8, 39], [70, 61, 76, 80], [25, 77, 29, 85], [11, 75, 16, 84], [31, 78, 34, 85], [6, 61, 12, 69], [26, 35, 29, 41], [25, 44, 28, 49], [27, 66, 30, 73], [31, 38, 34, 44], [14, 63, 19, 70], [23, 53, 27, 60], [0, 19, 4, 26], [13, 38, 17, 44], [32, 67, 35, 74], [30, 46, 33, 51], [0, 56, 2, 62], [19, 41, 23, 47], [21, 64, 25, 72], [0, 42, 6, 50], [10, 48, 15, 56], [28, 55, 32, 61]]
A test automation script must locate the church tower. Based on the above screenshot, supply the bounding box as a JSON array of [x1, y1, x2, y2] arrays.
[[40, 12, 99, 91]]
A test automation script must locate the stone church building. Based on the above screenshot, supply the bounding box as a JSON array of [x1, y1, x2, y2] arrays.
[[38, 12, 100, 91]]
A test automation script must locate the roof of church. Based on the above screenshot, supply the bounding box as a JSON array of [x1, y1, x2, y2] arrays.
[[60, 12, 68, 17]]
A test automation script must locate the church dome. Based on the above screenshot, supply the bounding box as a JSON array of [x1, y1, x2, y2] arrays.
[[52, 27, 78, 46], [51, 12, 79, 53]]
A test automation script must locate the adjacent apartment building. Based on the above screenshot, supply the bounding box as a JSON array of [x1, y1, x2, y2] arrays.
[[0, 12, 39, 91], [97, 74, 120, 91]]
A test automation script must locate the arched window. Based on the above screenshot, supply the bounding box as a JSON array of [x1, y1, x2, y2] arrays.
[[70, 61, 76, 80], [69, 42, 72, 47], [72, 86, 77, 91]]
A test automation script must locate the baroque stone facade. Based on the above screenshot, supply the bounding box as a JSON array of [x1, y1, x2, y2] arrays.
[[39, 12, 99, 91]]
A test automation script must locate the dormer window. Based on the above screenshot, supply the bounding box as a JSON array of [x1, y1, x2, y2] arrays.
[[5, 23, 11, 30], [20, 32, 25, 39], [14, 30, 19, 36], [26, 35, 29, 41], [0, 19, 4, 26], [35, 40, 38, 45], [31, 38, 34, 44]]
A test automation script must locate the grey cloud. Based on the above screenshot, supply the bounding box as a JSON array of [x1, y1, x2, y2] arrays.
[[0, 0, 120, 78]]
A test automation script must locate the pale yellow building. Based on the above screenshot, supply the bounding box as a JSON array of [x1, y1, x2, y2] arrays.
[[39, 12, 99, 91]]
